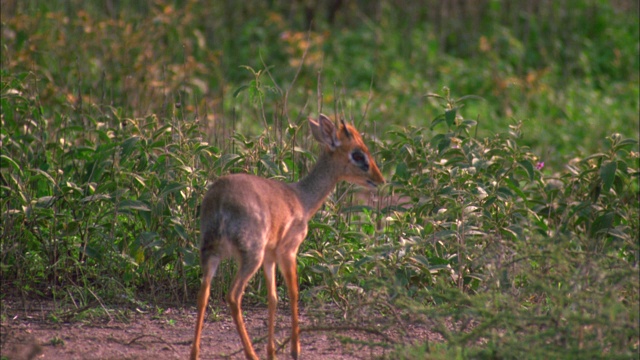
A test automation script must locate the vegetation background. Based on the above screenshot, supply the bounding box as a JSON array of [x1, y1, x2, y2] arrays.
[[1, 0, 638, 358]]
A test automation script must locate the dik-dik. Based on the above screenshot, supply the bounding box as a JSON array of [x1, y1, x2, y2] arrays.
[[191, 114, 385, 359]]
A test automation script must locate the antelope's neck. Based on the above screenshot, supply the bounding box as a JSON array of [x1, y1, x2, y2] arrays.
[[292, 152, 340, 218]]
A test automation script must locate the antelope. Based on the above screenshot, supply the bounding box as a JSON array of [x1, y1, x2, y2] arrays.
[[190, 114, 385, 360]]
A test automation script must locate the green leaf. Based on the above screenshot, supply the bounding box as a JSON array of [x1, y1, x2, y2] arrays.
[[181, 247, 198, 266], [0, 155, 21, 174], [518, 159, 535, 181], [461, 119, 477, 128], [483, 195, 497, 207], [118, 199, 151, 212], [455, 95, 484, 102], [430, 114, 446, 129], [31, 168, 56, 185], [615, 160, 628, 174], [152, 125, 172, 140], [411, 254, 431, 268], [129, 173, 147, 188], [66, 146, 96, 161], [428, 265, 451, 274], [505, 177, 527, 202], [613, 138, 638, 151], [36, 196, 56, 208], [590, 212, 614, 237], [159, 182, 186, 198], [437, 137, 451, 153], [435, 230, 457, 239], [424, 92, 445, 100], [399, 143, 415, 158], [500, 227, 519, 241], [308, 222, 339, 235], [121, 136, 140, 157], [172, 223, 188, 240], [82, 244, 103, 261], [581, 153, 608, 162], [248, 80, 262, 103], [354, 255, 377, 267], [81, 194, 111, 203], [444, 108, 457, 127], [310, 264, 331, 275], [464, 229, 487, 236], [260, 157, 280, 175], [496, 186, 514, 200], [394, 162, 410, 181], [177, 165, 194, 174], [96, 129, 112, 143], [214, 153, 242, 171], [233, 84, 250, 98], [599, 160, 617, 193]]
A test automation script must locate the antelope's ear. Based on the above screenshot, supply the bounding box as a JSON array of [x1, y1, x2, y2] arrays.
[[309, 114, 340, 150], [340, 118, 353, 139]]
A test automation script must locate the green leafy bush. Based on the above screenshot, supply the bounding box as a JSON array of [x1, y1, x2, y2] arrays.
[[300, 89, 639, 359]]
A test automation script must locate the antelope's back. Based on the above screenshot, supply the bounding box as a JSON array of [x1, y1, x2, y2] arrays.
[[199, 174, 304, 258]]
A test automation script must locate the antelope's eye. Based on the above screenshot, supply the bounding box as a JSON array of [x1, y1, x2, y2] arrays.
[[352, 151, 365, 162], [350, 150, 369, 171]]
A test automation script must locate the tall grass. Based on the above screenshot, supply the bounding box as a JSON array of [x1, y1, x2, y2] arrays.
[[2, 0, 638, 166]]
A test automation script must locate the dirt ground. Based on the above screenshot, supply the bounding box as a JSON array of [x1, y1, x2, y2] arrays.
[[1, 298, 440, 360]]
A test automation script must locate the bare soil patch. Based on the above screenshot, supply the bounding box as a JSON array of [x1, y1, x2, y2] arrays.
[[1, 298, 439, 360]]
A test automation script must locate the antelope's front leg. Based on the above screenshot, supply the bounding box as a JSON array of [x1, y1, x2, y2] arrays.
[[279, 254, 300, 359]]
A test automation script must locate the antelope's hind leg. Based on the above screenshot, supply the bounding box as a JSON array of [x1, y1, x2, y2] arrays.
[[191, 254, 221, 360], [227, 250, 264, 360], [263, 257, 278, 359]]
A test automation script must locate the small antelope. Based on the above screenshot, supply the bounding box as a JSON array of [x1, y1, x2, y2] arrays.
[[190, 114, 384, 360]]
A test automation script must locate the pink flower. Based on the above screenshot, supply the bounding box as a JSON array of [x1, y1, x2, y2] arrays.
[[535, 162, 544, 170]]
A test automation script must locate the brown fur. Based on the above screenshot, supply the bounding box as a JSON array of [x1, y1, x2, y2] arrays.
[[191, 114, 384, 360]]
